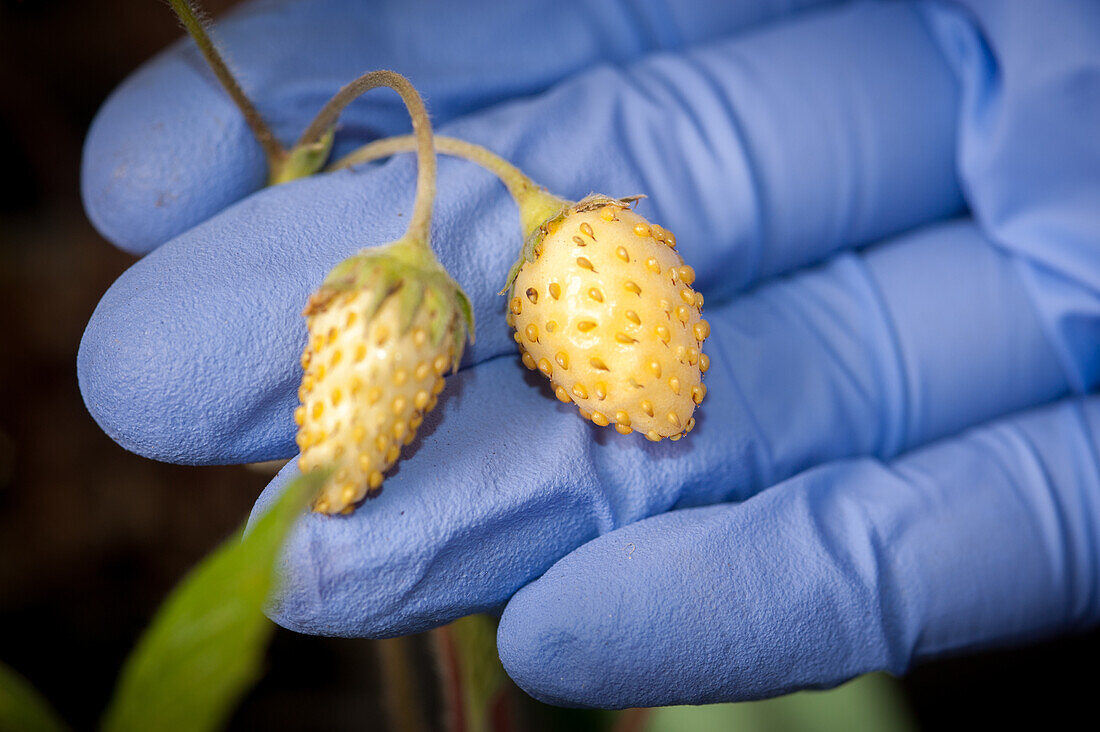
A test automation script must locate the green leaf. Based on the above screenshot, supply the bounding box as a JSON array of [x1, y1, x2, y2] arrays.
[[0, 661, 69, 732], [100, 472, 324, 732], [643, 673, 917, 732]]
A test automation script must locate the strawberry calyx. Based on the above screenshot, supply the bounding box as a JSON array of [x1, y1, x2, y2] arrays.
[[270, 129, 335, 185], [500, 193, 646, 297], [307, 238, 473, 371]]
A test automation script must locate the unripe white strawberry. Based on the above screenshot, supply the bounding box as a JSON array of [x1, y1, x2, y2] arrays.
[[505, 195, 708, 441], [331, 135, 709, 440], [296, 241, 472, 514]]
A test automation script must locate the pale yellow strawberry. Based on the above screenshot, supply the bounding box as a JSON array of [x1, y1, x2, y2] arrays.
[[329, 135, 709, 439], [296, 242, 471, 514], [506, 196, 708, 441]]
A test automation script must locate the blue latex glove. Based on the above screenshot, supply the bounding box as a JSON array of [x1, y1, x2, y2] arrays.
[[78, 0, 1100, 709]]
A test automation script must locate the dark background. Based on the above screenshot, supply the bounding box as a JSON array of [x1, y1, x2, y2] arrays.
[[0, 0, 1095, 729]]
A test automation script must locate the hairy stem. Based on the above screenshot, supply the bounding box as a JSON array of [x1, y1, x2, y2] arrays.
[[166, 0, 284, 168], [330, 134, 566, 238], [329, 135, 530, 200], [299, 71, 436, 243]]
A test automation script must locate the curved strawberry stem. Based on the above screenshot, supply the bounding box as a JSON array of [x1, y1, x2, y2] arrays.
[[297, 71, 437, 245], [166, 0, 286, 173], [331, 135, 530, 202], [329, 134, 566, 239]]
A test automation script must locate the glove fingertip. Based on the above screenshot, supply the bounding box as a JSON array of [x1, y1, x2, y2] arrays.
[[76, 228, 300, 464], [498, 549, 647, 709], [81, 47, 266, 255], [497, 590, 583, 707]]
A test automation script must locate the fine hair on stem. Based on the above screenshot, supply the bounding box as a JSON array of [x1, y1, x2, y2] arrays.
[[299, 71, 437, 244], [328, 133, 567, 240], [166, 0, 285, 167]]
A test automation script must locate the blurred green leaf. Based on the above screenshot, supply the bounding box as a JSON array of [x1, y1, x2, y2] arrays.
[[0, 661, 69, 732], [100, 472, 323, 732], [644, 673, 917, 732]]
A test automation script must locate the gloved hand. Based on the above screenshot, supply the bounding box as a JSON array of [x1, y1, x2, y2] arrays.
[[78, 0, 1100, 710]]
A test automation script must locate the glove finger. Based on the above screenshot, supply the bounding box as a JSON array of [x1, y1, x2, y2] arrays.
[[923, 1, 1100, 392], [497, 394, 1100, 708], [401, 0, 965, 302], [82, 0, 839, 255], [79, 0, 973, 464], [255, 218, 1095, 637]]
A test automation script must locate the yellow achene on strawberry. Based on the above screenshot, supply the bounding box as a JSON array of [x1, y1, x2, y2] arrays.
[[296, 243, 471, 514], [506, 195, 709, 441]]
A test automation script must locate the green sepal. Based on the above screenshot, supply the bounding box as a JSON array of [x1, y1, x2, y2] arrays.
[[498, 203, 568, 297], [498, 193, 644, 297], [423, 285, 449, 346], [364, 273, 403, 325], [397, 277, 425, 332], [269, 129, 335, 185], [308, 237, 473, 373], [453, 285, 474, 337]]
